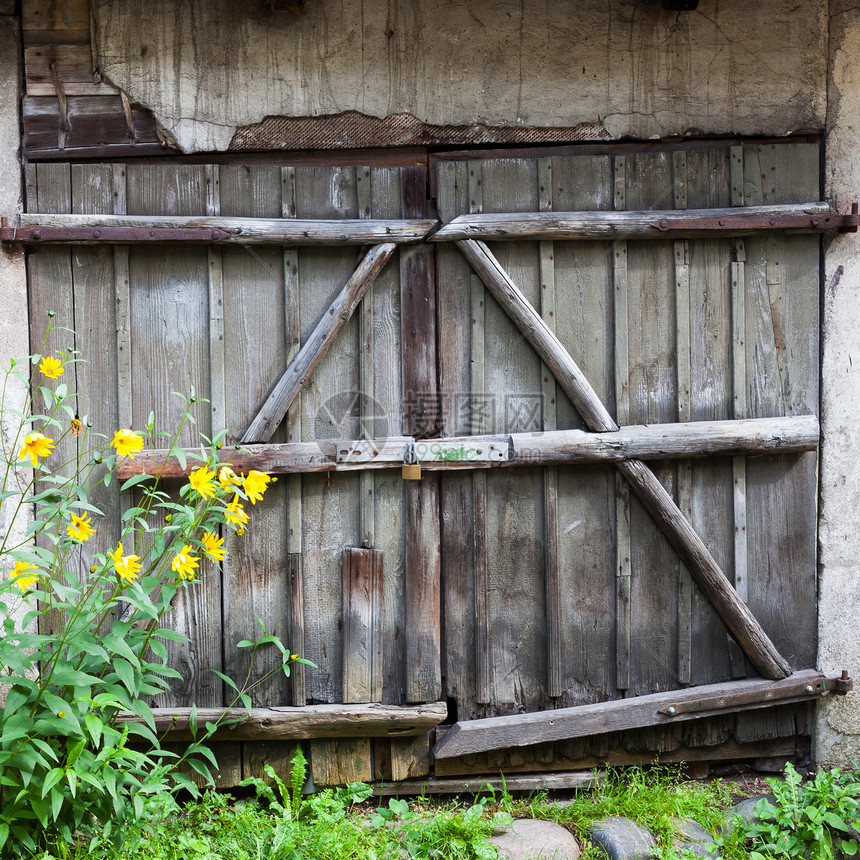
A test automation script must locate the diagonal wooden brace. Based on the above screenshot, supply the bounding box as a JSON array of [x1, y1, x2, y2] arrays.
[[241, 243, 397, 444], [458, 239, 792, 681]]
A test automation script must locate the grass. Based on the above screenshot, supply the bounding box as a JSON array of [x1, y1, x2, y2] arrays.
[[27, 760, 858, 860]]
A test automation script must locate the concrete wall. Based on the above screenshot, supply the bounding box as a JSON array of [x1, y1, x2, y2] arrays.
[[93, 0, 827, 153], [0, 14, 32, 668], [816, 0, 860, 767]]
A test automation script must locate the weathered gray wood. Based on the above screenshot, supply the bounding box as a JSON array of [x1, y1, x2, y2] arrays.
[[220, 165, 290, 709], [433, 670, 826, 758], [120, 701, 447, 742], [673, 150, 693, 687], [458, 238, 792, 681], [433, 202, 831, 241], [389, 734, 432, 782], [241, 242, 397, 444], [118, 415, 819, 480], [538, 156, 561, 700], [613, 154, 632, 694], [458, 239, 616, 432], [342, 548, 384, 704], [374, 771, 601, 796], [12, 212, 437, 244], [401, 165, 442, 706], [312, 738, 373, 785]]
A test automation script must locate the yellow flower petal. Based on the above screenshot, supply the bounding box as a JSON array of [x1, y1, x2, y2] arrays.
[[188, 467, 217, 499], [200, 531, 225, 562], [171, 544, 200, 579], [9, 560, 38, 591], [242, 470, 272, 504], [18, 432, 55, 467], [38, 355, 64, 379], [111, 428, 144, 459], [66, 512, 95, 543]]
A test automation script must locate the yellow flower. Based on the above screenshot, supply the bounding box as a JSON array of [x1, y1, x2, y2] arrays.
[[224, 496, 249, 528], [218, 466, 240, 490], [171, 544, 199, 581], [18, 432, 55, 467], [112, 429, 144, 459], [242, 470, 272, 504], [57, 712, 66, 718], [9, 560, 38, 591], [200, 532, 225, 562], [38, 355, 64, 379], [70, 418, 82, 437], [290, 654, 299, 661], [188, 466, 216, 499], [109, 542, 141, 584], [66, 512, 95, 543]]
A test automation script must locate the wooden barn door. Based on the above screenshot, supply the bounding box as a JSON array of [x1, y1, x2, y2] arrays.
[[433, 141, 821, 773], [24, 160, 440, 786]]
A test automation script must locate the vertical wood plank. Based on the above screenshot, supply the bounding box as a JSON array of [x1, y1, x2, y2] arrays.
[[282, 165, 306, 705], [673, 150, 693, 686], [342, 547, 384, 703], [468, 161, 490, 706], [402, 165, 442, 704], [390, 734, 432, 781], [357, 166, 376, 548], [539, 157, 561, 700], [613, 154, 631, 693]]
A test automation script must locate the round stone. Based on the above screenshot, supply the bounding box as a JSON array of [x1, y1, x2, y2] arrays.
[[488, 818, 581, 860], [722, 794, 777, 832], [586, 816, 657, 859], [671, 817, 720, 858]]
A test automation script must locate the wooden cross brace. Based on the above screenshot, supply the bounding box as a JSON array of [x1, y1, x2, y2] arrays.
[[457, 239, 792, 681]]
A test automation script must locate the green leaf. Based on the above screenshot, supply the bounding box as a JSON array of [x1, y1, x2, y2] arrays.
[[49, 786, 65, 823], [120, 473, 153, 492], [189, 704, 198, 738], [3, 685, 29, 715], [85, 714, 103, 748], [209, 669, 240, 693], [66, 738, 87, 768], [825, 812, 850, 831], [41, 767, 65, 799], [175, 446, 187, 471], [113, 658, 138, 695], [65, 768, 77, 798]]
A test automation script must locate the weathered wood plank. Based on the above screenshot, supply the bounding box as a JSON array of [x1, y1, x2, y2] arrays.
[[432, 203, 831, 241], [219, 165, 290, 709], [458, 238, 792, 681], [12, 212, 436, 244], [402, 164, 442, 705], [374, 771, 601, 796], [241, 242, 397, 443], [389, 734, 432, 782], [342, 548, 384, 704], [673, 149, 693, 687], [312, 738, 372, 786], [25, 43, 117, 96], [23, 95, 166, 160], [117, 415, 819, 479], [433, 670, 827, 758], [118, 701, 447, 741]]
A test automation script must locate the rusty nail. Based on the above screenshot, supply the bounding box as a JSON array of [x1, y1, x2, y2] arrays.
[[666, 706, 676, 716], [211, 230, 221, 240], [842, 669, 850, 680], [477, 449, 483, 455], [32, 230, 41, 240], [659, 218, 670, 230], [149, 230, 155, 237], [853, 203, 859, 216], [769, 219, 776, 226], [93, 229, 101, 238], [811, 218, 819, 227], [718, 219, 725, 226]]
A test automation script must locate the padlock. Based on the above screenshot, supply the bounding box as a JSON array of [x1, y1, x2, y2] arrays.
[[401, 441, 422, 481], [401, 462, 422, 480]]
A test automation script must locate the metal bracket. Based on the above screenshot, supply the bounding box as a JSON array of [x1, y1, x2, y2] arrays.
[[659, 671, 853, 716], [651, 206, 860, 234], [0, 225, 232, 244]]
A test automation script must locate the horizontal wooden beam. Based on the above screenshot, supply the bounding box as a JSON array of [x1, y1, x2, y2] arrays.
[[433, 202, 835, 241], [117, 701, 448, 742], [3, 214, 437, 245], [373, 770, 603, 796], [115, 415, 819, 480], [433, 670, 837, 759]]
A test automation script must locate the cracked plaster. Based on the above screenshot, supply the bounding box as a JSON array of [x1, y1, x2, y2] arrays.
[[93, 0, 826, 154]]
